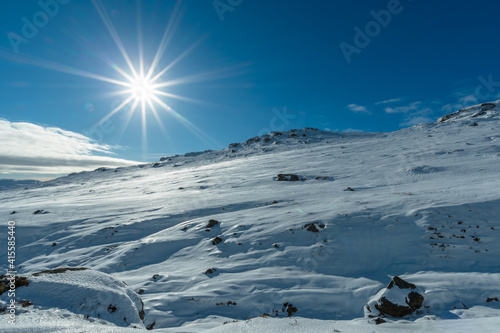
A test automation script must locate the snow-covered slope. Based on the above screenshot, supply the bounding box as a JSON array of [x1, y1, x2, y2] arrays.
[[0, 179, 40, 191], [1, 102, 500, 332]]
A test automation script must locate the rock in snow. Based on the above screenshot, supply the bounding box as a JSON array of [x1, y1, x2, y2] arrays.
[[276, 174, 301, 181], [365, 276, 424, 318]]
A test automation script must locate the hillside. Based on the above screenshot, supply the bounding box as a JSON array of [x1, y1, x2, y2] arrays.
[[0, 179, 41, 191], [1, 102, 500, 332]]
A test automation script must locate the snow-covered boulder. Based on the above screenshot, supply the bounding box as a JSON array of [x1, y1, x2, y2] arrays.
[[365, 276, 424, 318], [8, 267, 145, 329]]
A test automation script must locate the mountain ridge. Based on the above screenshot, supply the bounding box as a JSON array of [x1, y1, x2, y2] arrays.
[[21, 100, 500, 192]]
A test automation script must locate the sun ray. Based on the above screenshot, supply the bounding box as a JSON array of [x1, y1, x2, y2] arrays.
[[151, 95, 220, 148], [150, 36, 206, 83], [146, 0, 183, 80], [146, 98, 171, 144], [92, 0, 138, 78], [136, 0, 144, 80], [92, 95, 136, 131], [152, 62, 251, 89], [118, 99, 139, 141], [152, 90, 223, 108], [141, 98, 147, 157], [0, 50, 131, 88], [59, 25, 137, 84], [112, 65, 136, 83]]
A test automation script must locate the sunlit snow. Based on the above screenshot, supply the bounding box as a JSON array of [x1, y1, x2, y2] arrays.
[[1, 102, 500, 332]]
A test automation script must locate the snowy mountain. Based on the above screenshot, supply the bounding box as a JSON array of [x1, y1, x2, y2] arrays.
[[0, 179, 40, 191], [1, 102, 500, 332]]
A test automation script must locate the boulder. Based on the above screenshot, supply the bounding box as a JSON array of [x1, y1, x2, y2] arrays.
[[246, 137, 260, 144], [276, 174, 300, 181], [480, 102, 496, 111], [365, 276, 424, 318], [303, 222, 325, 232], [206, 219, 219, 228]]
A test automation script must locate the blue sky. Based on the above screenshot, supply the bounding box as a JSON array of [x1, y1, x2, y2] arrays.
[[1, 0, 500, 179]]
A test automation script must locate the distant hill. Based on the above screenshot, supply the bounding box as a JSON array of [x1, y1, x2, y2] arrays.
[[0, 178, 41, 191]]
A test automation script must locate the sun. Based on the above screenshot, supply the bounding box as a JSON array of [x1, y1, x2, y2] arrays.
[[3, 1, 225, 157], [129, 76, 155, 102]]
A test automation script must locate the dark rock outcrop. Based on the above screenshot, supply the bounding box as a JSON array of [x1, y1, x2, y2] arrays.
[[303, 222, 325, 232], [365, 276, 424, 318], [276, 174, 300, 181], [282, 302, 298, 317], [212, 237, 223, 245], [0, 275, 29, 295], [481, 102, 496, 111], [206, 219, 219, 228]]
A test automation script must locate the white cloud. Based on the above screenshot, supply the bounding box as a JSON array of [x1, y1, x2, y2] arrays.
[[341, 128, 365, 133], [347, 104, 370, 113], [375, 98, 403, 105], [441, 93, 478, 114], [0, 119, 140, 177], [384, 101, 421, 114], [458, 94, 478, 105], [399, 107, 435, 127], [441, 103, 459, 113], [399, 115, 434, 127], [324, 128, 365, 133]]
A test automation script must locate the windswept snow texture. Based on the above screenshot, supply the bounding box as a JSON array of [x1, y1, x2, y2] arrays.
[[1, 102, 500, 332]]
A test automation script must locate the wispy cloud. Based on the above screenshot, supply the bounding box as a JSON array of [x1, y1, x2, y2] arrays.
[[380, 100, 435, 127], [441, 90, 479, 113], [347, 103, 370, 113], [458, 94, 478, 105], [0, 119, 140, 177], [324, 128, 366, 133], [399, 107, 434, 127], [341, 128, 366, 133], [384, 101, 421, 114], [375, 98, 403, 105]]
